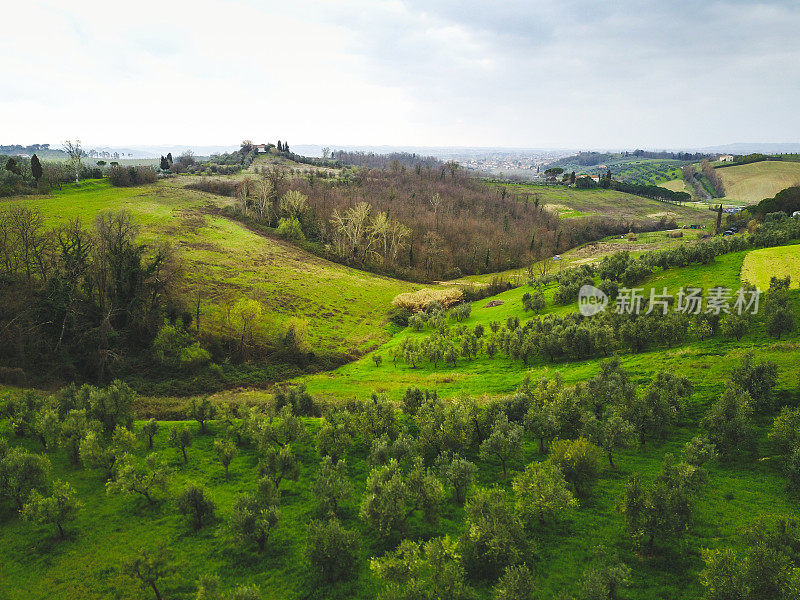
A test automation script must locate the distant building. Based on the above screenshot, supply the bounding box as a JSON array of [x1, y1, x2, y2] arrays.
[[793, 210, 800, 218], [718, 154, 735, 162], [253, 144, 268, 153]]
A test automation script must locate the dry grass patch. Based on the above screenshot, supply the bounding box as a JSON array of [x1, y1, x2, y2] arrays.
[[392, 287, 464, 311]]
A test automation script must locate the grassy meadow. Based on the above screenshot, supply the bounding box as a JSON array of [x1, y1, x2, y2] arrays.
[[741, 245, 800, 289], [717, 161, 800, 205], [500, 183, 712, 224]]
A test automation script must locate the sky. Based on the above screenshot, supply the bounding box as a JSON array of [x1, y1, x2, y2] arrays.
[[2, 0, 799, 150]]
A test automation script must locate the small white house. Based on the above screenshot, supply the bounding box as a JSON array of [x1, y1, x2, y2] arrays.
[[718, 154, 735, 162]]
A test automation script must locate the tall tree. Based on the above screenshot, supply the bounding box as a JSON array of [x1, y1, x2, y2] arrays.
[[30, 154, 43, 184], [63, 140, 84, 185]]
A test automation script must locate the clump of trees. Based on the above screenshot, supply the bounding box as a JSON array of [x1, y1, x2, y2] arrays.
[[0, 208, 182, 382], [107, 165, 157, 187]]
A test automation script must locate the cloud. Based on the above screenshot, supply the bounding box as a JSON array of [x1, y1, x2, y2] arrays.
[[1, 0, 799, 148]]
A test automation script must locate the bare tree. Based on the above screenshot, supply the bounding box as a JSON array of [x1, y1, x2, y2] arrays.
[[428, 193, 443, 230], [63, 140, 84, 185]]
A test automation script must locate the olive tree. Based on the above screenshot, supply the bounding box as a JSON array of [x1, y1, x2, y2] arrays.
[[435, 452, 477, 505], [79, 426, 137, 480], [479, 413, 523, 477], [21, 479, 82, 539], [461, 487, 526, 579], [213, 438, 237, 479], [582, 411, 635, 468], [313, 456, 351, 516], [359, 458, 442, 538], [188, 397, 216, 434], [305, 518, 359, 583], [106, 453, 171, 505], [229, 481, 280, 552], [258, 446, 299, 489], [122, 547, 174, 600], [493, 564, 537, 600], [621, 455, 706, 553], [548, 437, 602, 498], [168, 425, 193, 463], [512, 461, 577, 526], [177, 483, 216, 531], [370, 536, 474, 600], [703, 384, 755, 458], [141, 419, 159, 450], [0, 447, 50, 510]]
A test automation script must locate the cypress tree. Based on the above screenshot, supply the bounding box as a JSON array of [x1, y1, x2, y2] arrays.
[[31, 154, 43, 183]]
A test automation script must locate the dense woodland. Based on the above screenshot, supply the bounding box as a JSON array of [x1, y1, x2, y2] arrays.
[[223, 165, 677, 281]]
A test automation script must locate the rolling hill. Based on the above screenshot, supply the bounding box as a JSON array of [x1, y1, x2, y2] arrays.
[[0, 179, 416, 368]]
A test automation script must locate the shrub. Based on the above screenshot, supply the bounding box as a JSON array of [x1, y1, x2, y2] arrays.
[[277, 216, 305, 240], [451, 303, 472, 322], [184, 178, 237, 196]]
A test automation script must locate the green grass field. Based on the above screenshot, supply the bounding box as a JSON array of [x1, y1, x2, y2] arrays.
[[659, 178, 690, 194], [0, 180, 415, 362], [717, 161, 800, 205], [502, 184, 713, 225], [741, 244, 800, 289]]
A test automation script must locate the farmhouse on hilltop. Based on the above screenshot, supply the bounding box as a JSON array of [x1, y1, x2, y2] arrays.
[[718, 154, 735, 162]]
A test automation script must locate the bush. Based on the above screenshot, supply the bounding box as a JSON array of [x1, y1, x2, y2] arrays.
[[277, 216, 305, 240], [107, 165, 157, 187], [184, 178, 237, 196]]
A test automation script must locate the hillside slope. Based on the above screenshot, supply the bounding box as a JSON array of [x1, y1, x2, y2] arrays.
[[502, 183, 710, 224], [717, 161, 800, 204], [0, 180, 416, 364]]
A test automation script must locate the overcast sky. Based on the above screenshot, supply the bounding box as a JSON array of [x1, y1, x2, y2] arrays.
[[2, 0, 799, 149]]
